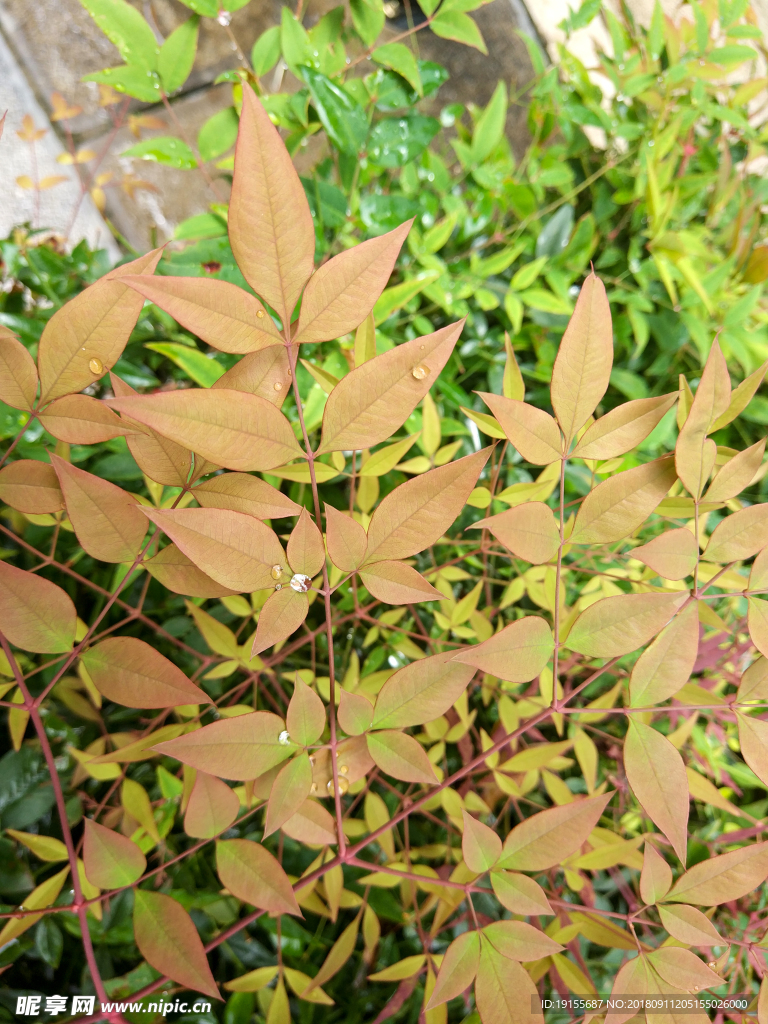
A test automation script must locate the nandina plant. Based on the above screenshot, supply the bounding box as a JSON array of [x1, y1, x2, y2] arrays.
[[2, 83, 768, 1022]]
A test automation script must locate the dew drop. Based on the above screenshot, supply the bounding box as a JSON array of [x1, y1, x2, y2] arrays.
[[256, 309, 265, 318], [217, 10, 232, 25], [271, 564, 283, 580], [309, 755, 315, 766], [290, 573, 312, 593], [411, 364, 430, 380], [89, 357, 103, 374], [327, 777, 349, 795], [692, 986, 699, 992], [311, 782, 317, 793], [278, 730, 291, 746], [274, 583, 282, 590], [273, 381, 283, 391], [339, 764, 348, 775]]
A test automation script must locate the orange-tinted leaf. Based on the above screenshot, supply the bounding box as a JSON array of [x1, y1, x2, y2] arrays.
[[325, 505, 367, 571], [108, 389, 302, 472], [0, 561, 76, 653], [83, 818, 146, 889], [705, 438, 766, 502], [0, 327, 37, 411], [479, 393, 562, 465], [639, 843, 672, 905], [229, 87, 315, 326], [212, 345, 292, 407], [490, 871, 553, 916], [373, 651, 475, 729], [52, 455, 147, 563], [668, 840, 768, 904], [286, 677, 326, 746], [646, 947, 721, 992], [0, 460, 64, 513], [364, 448, 491, 562], [82, 636, 209, 709], [338, 689, 373, 735], [264, 752, 313, 837], [497, 793, 612, 871], [658, 903, 722, 946], [143, 507, 285, 592], [567, 591, 687, 658], [483, 920, 563, 961], [359, 560, 444, 604], [40, 394, 138, 444], [133, 889, 220, 999], [624, 719, 688, 863], [475, 939, 543, 1024], [294, 221, 412, 345], [550, 272, 613, 444], [609, 955, 651, 1024], [38, 248, 162, 403], [453, 616, 553, 683], [216, 838, 301, 915], [470, 501, 559, 564], [632, 528, 699, 580], [569, 457, 677, 545], [154, 711, 294, 780], [675, 340, 730, 498], [704, 502, 768, 562], [629, 601, 699, 707], [751, 545, 768, 590], [369, 955, 425, 982], [223, 967, 279, 994], [737, 712, 768, 787], [738, 656, 768, 702], [427, 932, 480, 1009], [711, 359, 768, 432], [123, 275, 283, 354], [282, 799, 337, 845], [572, 393, 678, 460], [288, 508, 325, 577], [309, 915, 360, 989], [367, 730, 437, 784], [316, 321, 462, 453], [184, 772, 240, 839], [749, 598, 768, 661], [144, 543, 238, 598], [251, 586, 309, 656], [111, 374, 193, 486], [462, 810, 501, 873], [194, 473, 300, 519]]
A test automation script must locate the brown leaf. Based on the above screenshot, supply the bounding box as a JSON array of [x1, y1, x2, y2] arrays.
[[373, 651, 475, 729], [288, 508, 325, 577], [338, 689, 373, 735], [264, 752, 313, 837], [154, 711, 294, 780], [325, 505, 367, 572], [629, 601, 699, 706], [566, 591, 688, 658], [703, 502, 768, 562], [675, 340, 731, 498], [550, 271, 613, 445], [39, 394, 138, 444], [483, 920, 563, 961], [142, 507, 285, 592], [52, 455, 147, 563], [0, 460, 64, 514], [737, 711, 768, 787], [144, 543, 238, 598], [479, 393, 562, 464], [572, 393, 678, 460], [38, 248, 162, 403], [358, 560, 444, 604], [367, 730, 437, 784], [497, 793, 612, 871], [111, 374, 193, 486], [569, 457, 677, 545], [286, 677, 326, 746], [212, 346, 292, 407], [282, 799, 336, 845], [81, 636, 209, 709], [193, 472, 301, 519], [490, 871, 553, 916], [632, 527, 699, 580], [251, 586, 309, 656], [133, 890, 220, 1000], [639, 843, 672, 905], [229, 87, 315, 326], [453, 616, 554, 683], [216, 838, 301, 915], [0, 327, 37, 411], [122, 275, 283, 353], [364, 448, 491, 563], [667, 840, 768, 904], [426, 932, 480, 1009], [657, 904, 722, 946], [184, 772, 240, 839], [108, 389, 303, 472], [624, 719, 688, 863], [0, 561, 76, 653], [646, 947, 722, 993], [469, 501, 559, 564], [294, 221, 412, 345], [475, 939, 543, 1024], [316, 321, 463, 453], [705, 438, 766, 502]]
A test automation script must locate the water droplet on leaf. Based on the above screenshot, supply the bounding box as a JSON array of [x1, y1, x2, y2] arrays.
[[256, 309, 265, 318], [271, 564, 282, 580], [290, 573, 312, 593], [89, 358, 103, 374], [339, 764, 348, 775], [412, 364, 430, 380], [273, 381, 283, 391], [278, 730, 291, 746], [327, 777, 349, 795]]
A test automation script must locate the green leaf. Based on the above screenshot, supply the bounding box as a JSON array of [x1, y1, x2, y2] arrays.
[[83, 65, 162, 102], [350, 0, 385, 46], [144, 342, 225, 387], [122, 136, 197, 169], [251, 25, 281, 78], [372, 42, 422, 95], [430, 11, 487, 54], [300, 177, 348, 230], [173, 213, 228, 240], [79, 0, 159, 70], [281, 7, 311, 74], [158, 16, 199, 95], [301, 68, 369, 155], [198, 107, 239, 162], [471, 81, 507, 164], [368, 115, 440, 167], [373, 272, 439, 324]]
